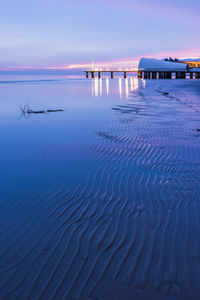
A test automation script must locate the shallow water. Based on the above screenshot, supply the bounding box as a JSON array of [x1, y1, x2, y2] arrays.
[[0, 76, 200, 300]]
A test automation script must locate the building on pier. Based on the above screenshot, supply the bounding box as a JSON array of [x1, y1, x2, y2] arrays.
[[179, 58, 200, 68], [138, 58, 188, 79], [138, 57, 200, 79]]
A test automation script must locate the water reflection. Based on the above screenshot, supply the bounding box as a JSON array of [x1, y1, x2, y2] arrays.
[[99, 78, 102, 96], [133, 77, 139, 90], [130, 78, 134, 91], [125, 78, 129, 98], [94, 78, 98, 97], [106, 78, 109, 96], [119, 78, 122, 98], [91, 76, 140, 98], [142, 79, 146, 88]]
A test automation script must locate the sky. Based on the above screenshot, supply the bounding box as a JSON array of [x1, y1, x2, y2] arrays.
[[0, 0, 200, 73]]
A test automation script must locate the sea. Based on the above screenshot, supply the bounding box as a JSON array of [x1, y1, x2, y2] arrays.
[[0, 74, 200, 300]]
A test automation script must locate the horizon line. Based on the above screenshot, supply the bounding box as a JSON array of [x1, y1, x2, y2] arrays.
[[0, 52, 200, 72]]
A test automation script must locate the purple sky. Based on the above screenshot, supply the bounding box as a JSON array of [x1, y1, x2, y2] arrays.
[[1, 0, 200, 72]]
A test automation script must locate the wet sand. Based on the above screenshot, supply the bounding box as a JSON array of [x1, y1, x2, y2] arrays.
[[0, 77, 199, 300]]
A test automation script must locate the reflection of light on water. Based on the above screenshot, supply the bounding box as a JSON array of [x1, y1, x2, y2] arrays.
[[130, 78, 134, 91], [125, 78, 129, 98], [92, 79, 94, 98], [133, 77, 139, 90], [126, 77, 139, 97], [106, 78, 109, 96], [91, 76, 143, 98], [94, 78, 98, 97], [119, 78, 122, 98], [92, 78, 106, 97], [99, 78, 102, 96]]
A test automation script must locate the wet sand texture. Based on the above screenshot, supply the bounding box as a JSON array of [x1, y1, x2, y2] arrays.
[[0, 78, 200, 300]]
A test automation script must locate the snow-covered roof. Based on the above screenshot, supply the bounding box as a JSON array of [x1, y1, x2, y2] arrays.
[[138, 58, 187, 71]]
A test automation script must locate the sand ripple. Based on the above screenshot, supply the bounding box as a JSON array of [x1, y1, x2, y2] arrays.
[[0, 81, 200, 300]]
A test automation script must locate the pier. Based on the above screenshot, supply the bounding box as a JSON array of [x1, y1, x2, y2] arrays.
[[84, 70, 137, 79], [85, 69, 200, 79], [137, 58, 200, 79], [84, 57, 200, 80]]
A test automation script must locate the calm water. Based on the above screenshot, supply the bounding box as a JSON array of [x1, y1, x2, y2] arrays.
[[0, 75, 200, 300]]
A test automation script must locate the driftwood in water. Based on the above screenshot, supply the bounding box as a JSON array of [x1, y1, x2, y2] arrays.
[[19, 104, 63, 118], [47, 109, 63, 113], [19, 104, 45, 114], [27, 110, 45, 114]]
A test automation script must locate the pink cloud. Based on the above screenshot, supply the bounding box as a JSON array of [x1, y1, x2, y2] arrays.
[[0, 47, 199, 72]]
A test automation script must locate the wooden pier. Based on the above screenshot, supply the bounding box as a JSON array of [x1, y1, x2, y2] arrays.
[[84, 70, 137, 79]]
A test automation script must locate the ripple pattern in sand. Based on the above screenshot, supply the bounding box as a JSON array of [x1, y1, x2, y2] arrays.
[[0, 83, 200, 300]]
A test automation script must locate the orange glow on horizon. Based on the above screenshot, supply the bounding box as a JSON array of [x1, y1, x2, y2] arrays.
[[0, 48, 199, 72]]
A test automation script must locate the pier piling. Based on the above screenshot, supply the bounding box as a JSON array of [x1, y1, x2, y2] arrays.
[[159, 72, 164, 79], [195, 73, 200, 79], [176, 72, 186, 79], [152, 72, 156, 79]]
